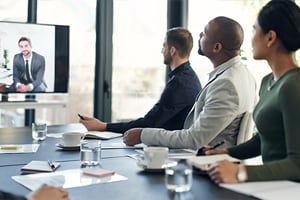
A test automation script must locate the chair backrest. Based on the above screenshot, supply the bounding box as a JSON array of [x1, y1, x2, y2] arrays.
[[237, 111, 254, 145]]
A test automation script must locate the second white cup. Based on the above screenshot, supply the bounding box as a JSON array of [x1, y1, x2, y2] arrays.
[[62, 132, 81, 146], [143, 146, 169, 168]]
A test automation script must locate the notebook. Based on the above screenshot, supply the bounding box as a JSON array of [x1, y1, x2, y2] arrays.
[[83, 131, 123, 140], [21, 160, 60, 174], [187, 154, 240, 171]]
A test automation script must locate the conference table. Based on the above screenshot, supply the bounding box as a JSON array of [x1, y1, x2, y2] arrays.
[[0, 123, 259, 200]]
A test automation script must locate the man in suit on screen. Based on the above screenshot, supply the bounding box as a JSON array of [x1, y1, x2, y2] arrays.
[[11, 36, 47, 92]]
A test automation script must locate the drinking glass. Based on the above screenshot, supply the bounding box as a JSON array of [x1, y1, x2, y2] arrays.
[[32, 122, 47, 141], [80, 140, 101, 167], [165, 160, 193, 192]]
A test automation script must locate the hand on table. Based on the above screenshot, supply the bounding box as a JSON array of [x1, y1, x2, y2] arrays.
[[123, 128, 143, 146], [207, 160, 239, 184], [78, 114, 107, 131], [204, 148, 228, 155], [27, 184, 69, 200]]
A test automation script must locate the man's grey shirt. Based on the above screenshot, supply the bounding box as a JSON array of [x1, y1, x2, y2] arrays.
[[141, 56, 257, 150]]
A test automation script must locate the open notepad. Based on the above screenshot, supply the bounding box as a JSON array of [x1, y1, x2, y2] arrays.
[[83, 131, 123, 140]]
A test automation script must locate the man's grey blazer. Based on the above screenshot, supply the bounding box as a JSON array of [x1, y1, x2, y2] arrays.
[[141, 56, 257, 150]]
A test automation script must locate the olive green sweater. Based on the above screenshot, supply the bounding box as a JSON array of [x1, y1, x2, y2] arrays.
[[229, 68, 300, 181]]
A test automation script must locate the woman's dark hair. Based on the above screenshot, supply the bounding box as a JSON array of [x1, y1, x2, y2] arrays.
[[258, 0, 300, 51]]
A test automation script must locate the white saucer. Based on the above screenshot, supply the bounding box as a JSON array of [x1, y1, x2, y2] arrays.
[[137, 159, 177, 172], [56, 143, 80, 151]]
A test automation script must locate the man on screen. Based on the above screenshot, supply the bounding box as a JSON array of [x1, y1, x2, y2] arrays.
[[10, 36, 47, 92]]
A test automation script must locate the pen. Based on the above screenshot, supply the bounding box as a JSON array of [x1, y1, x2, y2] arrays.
[[196, 140, 225, 156], [211, 140, 225, 149], [0, 145, 20, 150], [78, 113, 84, 120], [48, 160, 55, 169]]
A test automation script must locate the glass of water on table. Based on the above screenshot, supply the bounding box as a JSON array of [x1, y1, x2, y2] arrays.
[[80, 139, 101, 167], [165, 159, 193, 192], [32, 122, 47, 141]]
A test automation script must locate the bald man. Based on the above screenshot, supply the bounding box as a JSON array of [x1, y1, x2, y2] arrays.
[[124, 16, 257, 150]]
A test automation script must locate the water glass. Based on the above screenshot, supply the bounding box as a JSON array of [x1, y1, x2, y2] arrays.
[[32, 122, 47, 141], [80, 140, 101, 166], [165, 160, 193, 192]]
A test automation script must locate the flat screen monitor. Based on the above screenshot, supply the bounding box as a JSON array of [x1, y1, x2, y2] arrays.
[[0, 21, 69, 98]]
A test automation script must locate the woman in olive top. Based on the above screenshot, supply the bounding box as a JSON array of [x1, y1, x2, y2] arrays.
[[206, 0, 300, 183]]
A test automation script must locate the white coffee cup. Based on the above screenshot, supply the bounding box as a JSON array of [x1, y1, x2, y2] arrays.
[[62, 132, 81, 146], [143, 146, 169, 168]]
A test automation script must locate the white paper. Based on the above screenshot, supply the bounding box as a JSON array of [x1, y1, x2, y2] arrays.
[[12, 169, 127, 191], [83, 131, 123, 139], [102, 142, 145, 149], [187, 154, 240, 170], [48, 131, 123, 140], [220, 181, 300, 200], [133, 148, 196, 160], [168, 149, 196, 159], [0, 144, 40, 153], [255, 184, 300, 200]]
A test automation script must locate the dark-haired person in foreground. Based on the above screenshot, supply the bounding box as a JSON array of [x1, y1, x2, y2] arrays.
[[80, 27, 202, 133], [206, 0, 300, 183], [123, 16, 256, 150], [0, 184, 68, 200], [10, 36, 47, 92]]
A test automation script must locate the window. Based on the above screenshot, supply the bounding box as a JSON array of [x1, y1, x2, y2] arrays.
[[37, 0, 96, 123], [112, 0, 167, 122], [188, 0, 299, 88]]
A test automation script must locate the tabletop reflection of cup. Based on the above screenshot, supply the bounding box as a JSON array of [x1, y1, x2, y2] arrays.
[[165, 160, 193, 193], [62, 132, 81, 146], [80, 140, 101, 167], [32, 122, 47, 141], [143, 147, 168, 168]]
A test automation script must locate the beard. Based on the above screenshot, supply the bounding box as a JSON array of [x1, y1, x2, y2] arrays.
[[198, 47, 204, 55], [22, 50, 30, 57], [198, 41, 204, 56], [163, 53, 172, 65]]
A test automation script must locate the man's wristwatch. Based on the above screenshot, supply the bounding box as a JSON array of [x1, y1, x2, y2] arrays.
[[237, 164, 247, 182]]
